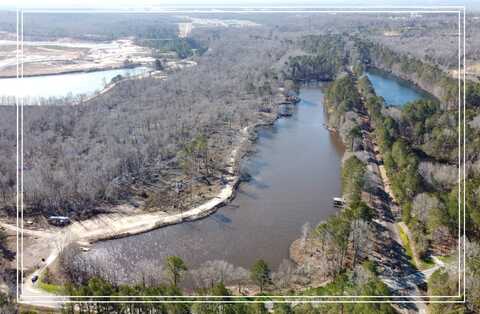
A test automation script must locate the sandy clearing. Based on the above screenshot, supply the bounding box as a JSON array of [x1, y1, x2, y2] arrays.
[[0, 38, 154, 77], [6, 126, 250, 307], [69, 129, 242, 244]]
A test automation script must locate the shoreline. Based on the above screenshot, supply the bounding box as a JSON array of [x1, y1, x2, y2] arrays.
[[2, 94, 286, 306], [287, 72, 445, 307], [6, 105, 282, 303], [86, 112, 282, 243], [68, 125, 253, 245], [15, 124, 255, 306], [91, 119, 279, 243], [81, 69, 165, 104], [365, 66, 437, 101], [0, 64, 147, 79]]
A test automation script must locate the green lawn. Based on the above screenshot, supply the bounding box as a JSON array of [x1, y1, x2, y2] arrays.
[[437, 255, 456, 264], [38, 281, 65, 295], [37, 274, 65, 295], [397, 225, 416, 267], [418, 256, 436, 270], [397, 224, 435, 270]]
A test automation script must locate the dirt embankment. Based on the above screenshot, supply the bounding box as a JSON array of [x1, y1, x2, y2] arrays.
[[0, 38, 155, 78]]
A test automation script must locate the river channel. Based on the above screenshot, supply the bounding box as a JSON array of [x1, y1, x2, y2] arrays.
[[84, 69, 430, 283], [85, 84, 345, 281]]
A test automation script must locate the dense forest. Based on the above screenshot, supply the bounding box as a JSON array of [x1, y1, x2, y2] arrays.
[[358, 74, 479, 313], [0, 28, 288, 218], [319, 42, 480, 311], [9, 13, 179, 41], [54, 252, 395, 314], [283, 35, 347, 81]]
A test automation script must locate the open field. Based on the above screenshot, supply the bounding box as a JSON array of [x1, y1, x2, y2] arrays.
[[449, 62, 480, 81], [0, 36, 154, 77]]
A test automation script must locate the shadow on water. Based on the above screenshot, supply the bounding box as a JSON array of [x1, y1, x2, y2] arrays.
[[234, 186, 259, 200], [242, 159, 269, 177], [211, 213, 232, 224], [248, 178, 270, 190]]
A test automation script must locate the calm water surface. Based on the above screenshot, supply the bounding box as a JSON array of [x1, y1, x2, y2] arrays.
[[366, 69, 432, 106], [87, 85, 345, 276], [83, 72, 430, 283], [0, 67, 148, 99]]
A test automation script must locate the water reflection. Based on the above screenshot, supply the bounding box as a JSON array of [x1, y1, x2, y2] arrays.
[[366, 68, 432, 106]]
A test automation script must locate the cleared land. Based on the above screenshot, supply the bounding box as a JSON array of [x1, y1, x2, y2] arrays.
[[0, 36, 154, 77]]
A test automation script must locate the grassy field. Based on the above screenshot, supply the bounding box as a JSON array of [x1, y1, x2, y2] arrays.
[[397, 224, 435, 270], [397, 225, 416, 266], [38, 280, 65, 295], [38, 270, 65, 295]]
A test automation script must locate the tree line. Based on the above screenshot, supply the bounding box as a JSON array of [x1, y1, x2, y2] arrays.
[[320, 51, 479, 310], [58, 253, 394, 314], [357, 75, 480, 312], [282, 35, 347, 81]]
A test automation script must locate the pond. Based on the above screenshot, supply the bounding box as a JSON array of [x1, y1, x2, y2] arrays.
[[0, 67, 148, 101], [366, 68, 432, 106]]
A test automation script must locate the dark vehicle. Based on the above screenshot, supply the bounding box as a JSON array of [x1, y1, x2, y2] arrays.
[[31, 275, 39, 283], [47, 216, 71, 227]]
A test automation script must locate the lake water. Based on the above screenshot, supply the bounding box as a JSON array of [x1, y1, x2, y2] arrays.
[[366, 69, 432, 106], [60, 69, 428, 286], [0, 67, 148, 100], [85, 85, 346, 281]]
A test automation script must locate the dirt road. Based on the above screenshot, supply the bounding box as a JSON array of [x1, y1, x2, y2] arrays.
[[3, 127, 250, 307], [355, 82, 445, 313]]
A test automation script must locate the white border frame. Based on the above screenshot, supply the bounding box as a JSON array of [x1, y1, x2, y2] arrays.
[[15, 6, 466, 304]]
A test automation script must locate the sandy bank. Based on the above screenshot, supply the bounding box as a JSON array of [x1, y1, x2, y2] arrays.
[[68, 127, 249, 245], [6, 95, 285, 306]]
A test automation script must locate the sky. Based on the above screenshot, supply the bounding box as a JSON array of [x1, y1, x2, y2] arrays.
[[0, 0, 478, 10]]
